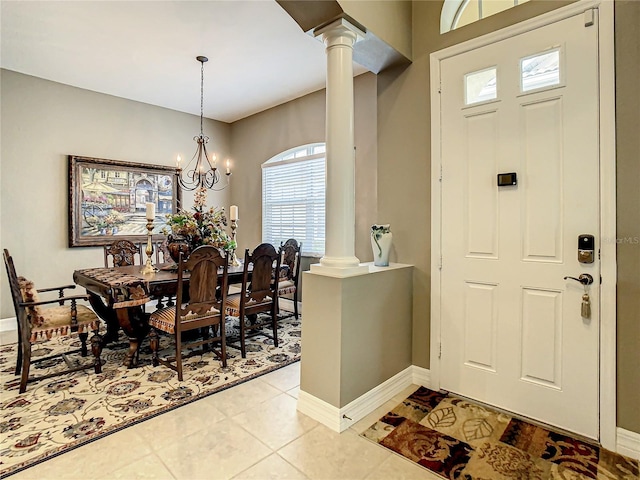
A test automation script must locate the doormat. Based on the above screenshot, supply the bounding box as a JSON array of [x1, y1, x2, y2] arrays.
[[0, 314, 301, 478], [361, 386, 638, 480]]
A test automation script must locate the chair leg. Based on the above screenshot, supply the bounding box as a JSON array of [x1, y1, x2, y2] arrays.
[[271, 304, 279, 348], [220, 319, 227, 368], [14, 333, 23, 376], [19, 343, 31, 394], [91, 330, 103, 374], [79, 331, 89, 357], [175, 331, 183, 381], [293, 289, 299, 319], [149, 329, 160, 367], [239, 316, 246, 358], [201, 326, 210, 353]]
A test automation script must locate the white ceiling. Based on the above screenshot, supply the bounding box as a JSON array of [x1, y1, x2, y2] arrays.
[[1, 0, 367, 123]]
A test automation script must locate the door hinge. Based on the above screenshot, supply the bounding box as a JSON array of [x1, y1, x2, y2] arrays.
[[584, 9, 595, 27], [439, 342, 442, 359], [438, 254, 443, 270], [439, 165, 443, 182]]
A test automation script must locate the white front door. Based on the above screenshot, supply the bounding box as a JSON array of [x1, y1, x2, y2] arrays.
[[439, 11, 600, 439]]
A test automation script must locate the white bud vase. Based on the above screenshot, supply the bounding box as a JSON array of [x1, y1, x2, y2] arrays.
[[371, 224, 392, 267]]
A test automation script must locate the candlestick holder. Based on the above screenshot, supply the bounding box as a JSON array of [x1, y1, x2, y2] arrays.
[[140, 220, 158, 275], [230, 219, 240, 267]]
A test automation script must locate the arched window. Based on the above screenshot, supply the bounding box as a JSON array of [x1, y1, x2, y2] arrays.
[[441, 0, 530, 33], [262, 143, 326, 256]]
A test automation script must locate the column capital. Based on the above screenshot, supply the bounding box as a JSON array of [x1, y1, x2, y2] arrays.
[[314, 17, 365, 46]]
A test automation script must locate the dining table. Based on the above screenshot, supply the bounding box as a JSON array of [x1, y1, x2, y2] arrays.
[[73, 262, 248, 368]]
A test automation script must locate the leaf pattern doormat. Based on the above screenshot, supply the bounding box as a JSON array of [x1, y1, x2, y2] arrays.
[[362, 386, 639, 480], [0, 314, 301, 478]]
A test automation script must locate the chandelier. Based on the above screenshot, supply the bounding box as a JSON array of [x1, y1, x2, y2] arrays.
[[177, 55, 231, 191]]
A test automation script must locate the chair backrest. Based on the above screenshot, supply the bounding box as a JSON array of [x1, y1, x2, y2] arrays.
[[104, 239, 140, 267], [241, 243, 281, 304], [280, 238, 302, 282], [138, 240, 172, 266], [175, 245, 228, 327], [3, 249, 23, 320], [155, 239, 173, 264]]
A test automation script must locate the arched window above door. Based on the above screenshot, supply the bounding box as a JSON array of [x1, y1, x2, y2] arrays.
[[441, 0, 531, 33]]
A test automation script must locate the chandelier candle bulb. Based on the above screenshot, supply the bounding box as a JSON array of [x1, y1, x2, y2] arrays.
[[226, 159, 231, 175], [146, 202, 155, 221], [230, 205, 238, 221], [176, 155, 182, 170]]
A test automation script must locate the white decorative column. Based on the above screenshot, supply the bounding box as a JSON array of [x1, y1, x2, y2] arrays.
[[311, 18, 368, 277]]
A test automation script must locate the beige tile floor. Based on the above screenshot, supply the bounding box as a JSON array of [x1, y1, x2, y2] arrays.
[[1, 310, 440, 480], [6, 364, 439, 480]]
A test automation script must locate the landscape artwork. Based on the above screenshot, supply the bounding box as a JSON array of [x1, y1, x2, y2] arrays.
[[68, 155, 181, 247]]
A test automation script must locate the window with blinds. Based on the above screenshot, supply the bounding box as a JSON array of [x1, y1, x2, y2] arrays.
[[262, 144, 326, 256]]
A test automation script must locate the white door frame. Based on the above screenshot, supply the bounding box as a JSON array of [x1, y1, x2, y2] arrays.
[[429, 0, 617, 450]]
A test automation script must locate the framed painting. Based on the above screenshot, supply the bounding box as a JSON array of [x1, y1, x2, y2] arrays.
[[68, 155, 181, 247]]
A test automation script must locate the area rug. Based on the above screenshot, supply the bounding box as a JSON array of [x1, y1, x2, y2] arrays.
[[362, 386, 639, 480], [0, 313, 301, 478]]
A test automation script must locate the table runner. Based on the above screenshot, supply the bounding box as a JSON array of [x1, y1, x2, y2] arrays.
[[75, 268, 150, 308]]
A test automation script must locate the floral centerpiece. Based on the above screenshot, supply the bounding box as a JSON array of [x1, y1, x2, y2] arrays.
[[161, 186, 236, 262]]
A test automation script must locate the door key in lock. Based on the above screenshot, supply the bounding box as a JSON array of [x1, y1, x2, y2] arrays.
[[564, 274, 594, 319]]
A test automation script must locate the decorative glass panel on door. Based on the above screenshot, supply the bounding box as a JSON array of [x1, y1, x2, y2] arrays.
[[520, 48, 561, 93], [464, 67, 498, 105]]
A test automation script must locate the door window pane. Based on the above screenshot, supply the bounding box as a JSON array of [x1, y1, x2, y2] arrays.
[[521, 49, 561, 92], [465, 67, 498, 105]]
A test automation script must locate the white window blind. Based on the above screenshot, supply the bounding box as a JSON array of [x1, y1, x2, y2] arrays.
[[262, 145, 326, 256]]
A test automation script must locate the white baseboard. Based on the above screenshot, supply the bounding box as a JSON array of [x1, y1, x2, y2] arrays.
[[0, 317, 18, 332], [297, 365, 432, 432], [617, 427, 640, 460], [411, 365, 431, 388], [0, 317, 16, 333], [297, 390, 343, 432], [0, 317, 18, 345]]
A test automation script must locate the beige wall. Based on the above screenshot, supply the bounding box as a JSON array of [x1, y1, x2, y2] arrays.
[[229, 72, 378, 263], [339, 0, 413, 59], [0, 70, 231, 319], [301, 265, 413, 407], [614, 0, 640, 434]]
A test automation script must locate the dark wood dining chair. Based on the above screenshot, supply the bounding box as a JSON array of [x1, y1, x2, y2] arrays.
[[141, 239, 175, 308], [104, 239, 141, 267], [278, 238, 302, 319], [3, 249, 103, 393], [225, 243, 281, 358], [148, 245, 229, 381]]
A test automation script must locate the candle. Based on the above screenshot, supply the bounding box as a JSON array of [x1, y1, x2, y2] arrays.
[[230, 205, 238, 221], [226, 159, 231, 174], [176, 155, 182, 170], [212, 153, 217, 167], [146, 202, 155, 221]]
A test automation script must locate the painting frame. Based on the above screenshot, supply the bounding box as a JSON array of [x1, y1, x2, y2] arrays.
[[68, 155, 181, 247]]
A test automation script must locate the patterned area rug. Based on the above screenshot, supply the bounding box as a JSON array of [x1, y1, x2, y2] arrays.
[[0, 313, 301, 478], [362, 386, 639, 480]]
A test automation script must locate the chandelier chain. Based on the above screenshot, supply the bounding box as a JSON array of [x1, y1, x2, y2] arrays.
[[200, 59, 204, 137]]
